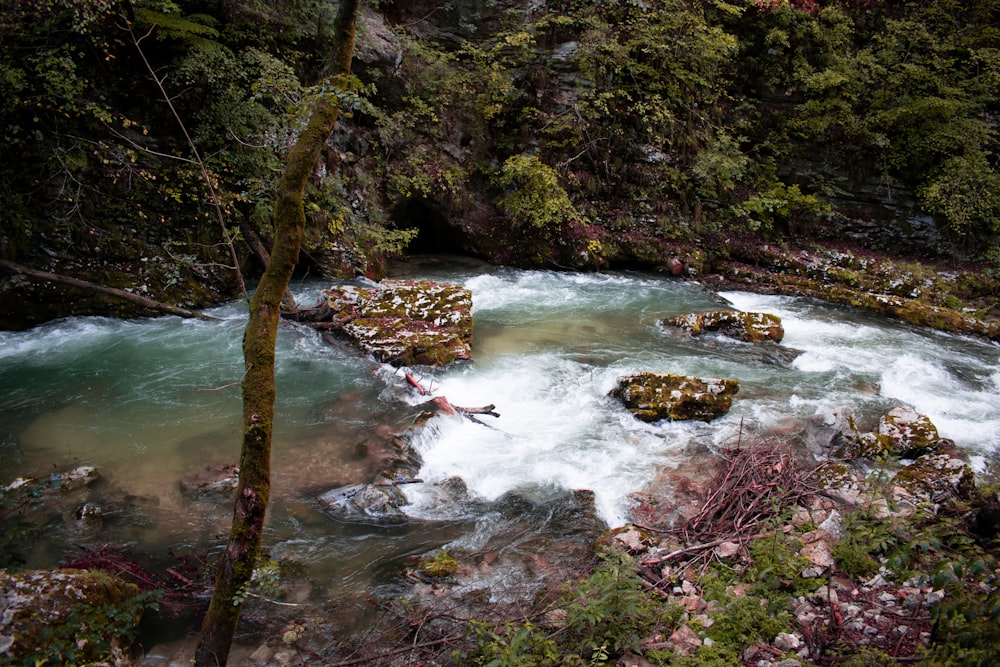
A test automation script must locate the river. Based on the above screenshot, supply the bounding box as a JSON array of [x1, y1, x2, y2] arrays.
[[1, 256, 998, 625]]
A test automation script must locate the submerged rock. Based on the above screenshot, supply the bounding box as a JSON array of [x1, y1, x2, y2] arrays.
[[609, 372, 740, 422], [661, 310, 784, 343], [179, 463, 239, 498], [402, 488, 606, 608], [318, 481, 412, 525], [4, 465, 99, 495], [320, 279, 474, 366]]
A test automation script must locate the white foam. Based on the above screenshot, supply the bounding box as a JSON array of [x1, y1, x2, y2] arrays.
[[402, 356, 697, 525]]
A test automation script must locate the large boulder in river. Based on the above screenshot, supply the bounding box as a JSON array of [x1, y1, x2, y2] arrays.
[[0, 569, 142, 664], [661, 310, 784, 343], [323, 279, 473, 366], [609, 372, 740, 422]]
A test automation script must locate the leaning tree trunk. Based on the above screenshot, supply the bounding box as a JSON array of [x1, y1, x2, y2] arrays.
[[193, 2, 361, 665]]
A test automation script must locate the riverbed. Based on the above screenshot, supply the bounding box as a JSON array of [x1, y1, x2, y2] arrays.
[[1, 256, 997, 629]]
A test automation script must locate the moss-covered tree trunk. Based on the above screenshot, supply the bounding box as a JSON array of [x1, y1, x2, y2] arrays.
[[193, 2, 360, 665]]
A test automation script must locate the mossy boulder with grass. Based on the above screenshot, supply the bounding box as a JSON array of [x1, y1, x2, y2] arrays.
[[661, 310, 785, 343], [322, 279, 473, 366], [0, 569, 143, 665], [609, 372, 740, 422]]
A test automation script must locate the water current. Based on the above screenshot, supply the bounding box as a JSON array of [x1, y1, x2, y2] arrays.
[[1, 256, 998, 607]]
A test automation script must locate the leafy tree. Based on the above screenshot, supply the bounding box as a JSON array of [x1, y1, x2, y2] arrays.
[[737, 0, 1000, 259], [493, 154, 581, 232]]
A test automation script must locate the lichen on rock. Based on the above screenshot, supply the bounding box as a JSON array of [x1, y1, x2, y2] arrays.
[[609, 372, 740, 422], [842, 406, 945, 460], [322, 279, 474, 366], [0, 569, 142, 665], [893, 454, 976, 503], [660, 310, 784, 343]]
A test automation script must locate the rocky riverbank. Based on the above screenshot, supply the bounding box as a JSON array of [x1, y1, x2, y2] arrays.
[[701, 242, 1000, 342]]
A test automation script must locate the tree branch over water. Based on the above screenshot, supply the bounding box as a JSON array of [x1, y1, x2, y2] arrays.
[[0, 259, 213, 320]]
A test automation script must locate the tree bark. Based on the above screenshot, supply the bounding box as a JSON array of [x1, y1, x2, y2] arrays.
[[193, 2, 361, 665]]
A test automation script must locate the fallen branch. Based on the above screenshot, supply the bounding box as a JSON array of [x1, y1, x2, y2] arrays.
[[456, 403, 499, 417], [681, 443, 810, 543], [405, 371, 501, 424], [405, 371, 430, 396], [639, 525, 793, 567], [326, 634, 465, 667], [0, 259, 215, 321]]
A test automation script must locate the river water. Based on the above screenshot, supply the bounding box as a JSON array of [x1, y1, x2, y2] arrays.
[[2, 257, 998, 606]]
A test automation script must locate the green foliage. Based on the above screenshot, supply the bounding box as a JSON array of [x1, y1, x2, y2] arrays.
[[731, 180, 829, 233], [831, 512, 885, 580], [461, 549, 679, 666], [232, 556, 282, 606], [493, 154, 582, 233], [692, 130, 750, 200], [560, 550, 664, 655], [465, 620, 572, 667], [30, 588, 160, 667], [134, 4, 220, 46], [704, 593, 788, 655], [919, 153, 1000, 261], [919, 553, 1000, 666], [738, 0, 1000, 258], [571, 0, 742, 201], [746, 527, 816, 598]]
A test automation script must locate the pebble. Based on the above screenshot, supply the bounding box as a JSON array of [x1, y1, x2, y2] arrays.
[[774, 632, 801, 651]]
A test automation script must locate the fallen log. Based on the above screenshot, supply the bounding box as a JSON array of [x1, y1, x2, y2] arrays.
[[404, 371, 501, 425], [0, 259, 215, 321]]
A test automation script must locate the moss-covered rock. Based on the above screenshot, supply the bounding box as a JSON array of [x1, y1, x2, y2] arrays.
[[893, 454, 976, 502], [877, 406, 943, 458], [841, 406, 944, 460], [323, 279, 474, 366], [609, 372, 740, 422], [418, 550, 458, 578], [661, 310, 785, 343], [709, 244, 999, 342], [0, 569, 142, 665]]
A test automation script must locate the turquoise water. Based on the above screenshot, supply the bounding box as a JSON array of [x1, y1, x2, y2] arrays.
[[1, 257, 998, 600]]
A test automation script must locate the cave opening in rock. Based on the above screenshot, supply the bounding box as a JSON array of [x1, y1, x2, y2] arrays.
[[394, 197, 467, 255]]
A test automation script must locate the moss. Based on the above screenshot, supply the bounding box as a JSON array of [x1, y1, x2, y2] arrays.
[[419, 550, 458, 578], [661, 310, 784, 343], [610, 372, 740, 422], [847, 432, 895, 459], [0, 569, 143, 664], [893, 454, 977, 501], [814, 461, 855, 489], [326, 280, 474, 366]]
